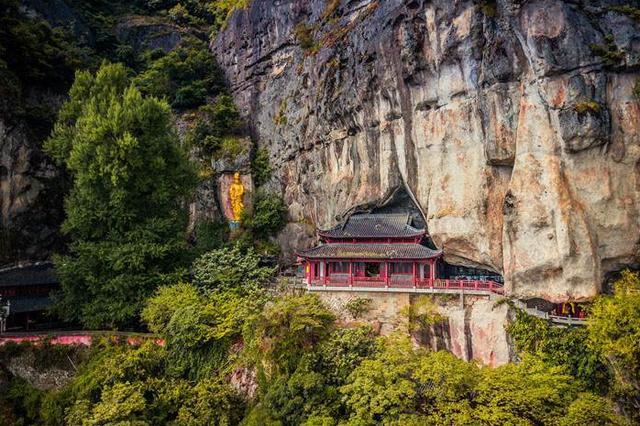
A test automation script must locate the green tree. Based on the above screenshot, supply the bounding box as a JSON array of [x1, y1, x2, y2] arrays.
[[192, 245, 275, 293], [258, 326, 376, 425], [44, 63, 197, 329], [588, 270, 640, 420], [507, 309, 610, 392], [473, 356, 577, 425], [252, 294, 335, 377], [340, 334, 421, 423], [558, 393, 630, 426]]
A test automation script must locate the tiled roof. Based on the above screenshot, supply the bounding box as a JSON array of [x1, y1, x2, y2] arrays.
[[299, 243, 441, 259], [0, 263, 58, 288], [319, 213, 425, 238]]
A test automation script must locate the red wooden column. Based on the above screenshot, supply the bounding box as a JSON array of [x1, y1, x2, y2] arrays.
[[412, 262, 417, 287], [323, 261, 327, 286], [348, 261, 353, 287], [384, 262, 389, 287]]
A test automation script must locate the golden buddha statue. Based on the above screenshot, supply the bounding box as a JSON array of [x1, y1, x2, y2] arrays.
[[229, 172, 245, 221]]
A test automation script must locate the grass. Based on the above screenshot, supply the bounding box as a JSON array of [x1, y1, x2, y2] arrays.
[[590, 34, 625, 68], [293, 22, 320, 53], [274, 99, 288, 126], [609, 5, 640, 23], [574, 99, 602, 114]]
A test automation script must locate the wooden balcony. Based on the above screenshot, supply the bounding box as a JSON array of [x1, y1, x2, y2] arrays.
[[307, 276, 504, 295]]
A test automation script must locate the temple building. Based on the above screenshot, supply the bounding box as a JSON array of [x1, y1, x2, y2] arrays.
[[0, 262, 59, 330], [299, 213, 503, 293]]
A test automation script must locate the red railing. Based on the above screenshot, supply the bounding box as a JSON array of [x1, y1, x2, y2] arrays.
[[308, 277, 503, 294]]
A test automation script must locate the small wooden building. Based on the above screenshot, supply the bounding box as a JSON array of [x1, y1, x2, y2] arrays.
[[299, 214, 442, 288], [298, 213, 503, 294]]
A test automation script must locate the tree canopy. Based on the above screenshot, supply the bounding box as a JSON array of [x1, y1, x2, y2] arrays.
[[44, 62, 197, 329]]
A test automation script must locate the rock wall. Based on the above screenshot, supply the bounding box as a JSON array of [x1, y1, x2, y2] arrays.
[[0, 102, 66, 264], [213, 0, 640, 301], [315, 290, 512, 366]]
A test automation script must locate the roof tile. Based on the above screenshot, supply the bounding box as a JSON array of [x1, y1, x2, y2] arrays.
[[299, 243, 441, 259], [319, 213, 425, 238]]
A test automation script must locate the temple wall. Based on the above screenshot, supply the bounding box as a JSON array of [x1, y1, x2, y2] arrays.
[[315, 291, 514, 367]]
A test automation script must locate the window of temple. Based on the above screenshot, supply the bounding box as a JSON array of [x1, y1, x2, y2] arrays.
[[390, 262, 412, 275], [365, 262, 381, 277], [329, 261, 349, 274]]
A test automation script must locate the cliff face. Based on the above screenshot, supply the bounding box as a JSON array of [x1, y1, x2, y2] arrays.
[[213, 0, 640, 302]]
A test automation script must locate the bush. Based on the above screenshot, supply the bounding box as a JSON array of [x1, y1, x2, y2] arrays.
[[186, 95, 243, 154], [574, 100, 602, 114], [243, 191, 288, 239], [193, 219, 228, 254], [293, 22, 317, 52], [345, 297, 372, 319], [590, 34, 625, 68], [588, 270, 640, 421], [252, 148, 273, 187], [253, 294, 335, 376], [142, 282, 202, 334], [135, 38, 225, 109], [507, 309, 610, 393], [192, 246, 276, 293]]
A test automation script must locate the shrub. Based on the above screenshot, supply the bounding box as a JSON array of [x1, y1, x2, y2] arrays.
[[251, 148, 273, 187], [253, 294, 336, 376], [588, 270, 640, 422], [243, 191, 288, 239], [215, 136, 250, 160], [293, 23, 318, 52], [192, 245, 276, 293], [507, 309, 610, 393], [193, 219, 228, 254], [574, 99, 602, 114], [590, 34, 625, 68], [274, 98, 288, 126], [345, 297, 372, 319], [402, 295, 446, 332], [142, 282, 202, 334], [186, 95, 244, 154], [135, 38, 225, 109], [609, 5, 640, 23]]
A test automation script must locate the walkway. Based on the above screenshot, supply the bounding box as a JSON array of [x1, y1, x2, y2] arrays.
[[307, 278, 504, 296], [510, 299, 588, 326], [0, 330, 164, 346]]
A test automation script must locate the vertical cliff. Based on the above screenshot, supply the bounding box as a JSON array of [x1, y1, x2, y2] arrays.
[[213, 0, 640, 301]]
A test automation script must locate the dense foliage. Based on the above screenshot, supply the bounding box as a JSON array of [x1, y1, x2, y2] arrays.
[[185, 94, 244, 153], [192, 245, 276, 294], [44, 63, 197, 328], [588, 270, 640, 421], [242, 191, 288, 240], [4, 270, 640, 426], [135, 39, 226, 109], [0, 0, 84, 130]]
